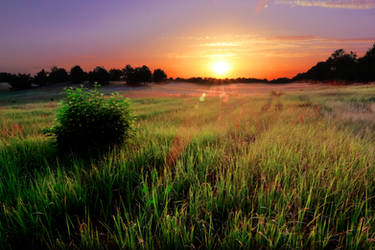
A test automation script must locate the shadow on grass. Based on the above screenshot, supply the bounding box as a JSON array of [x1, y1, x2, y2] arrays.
[[0, 137, 175, 249], [0, 138, 119, 179], [0, 139, 59, 174]]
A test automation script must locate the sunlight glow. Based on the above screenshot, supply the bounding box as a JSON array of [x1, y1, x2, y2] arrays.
[[212, 61, 230, 76]]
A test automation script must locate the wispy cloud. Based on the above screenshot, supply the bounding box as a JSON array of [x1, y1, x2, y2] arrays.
[[270, 36, 375, 43], [199, 42, 241, 47], [272, 35, 318, 41], [166, 34, 374, 60], [274, 0, 375, 9]]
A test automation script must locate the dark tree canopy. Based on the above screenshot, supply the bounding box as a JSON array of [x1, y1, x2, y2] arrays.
[[2, 64, 168, 90], [293, 43, 375, 82], [122, 65, 136, 83], [70, 65, 86, 84], [328, 50, 357, 81], [89, 66, 110, 85], [122, 65, 152, 84], [137, 65, 152, 83], [9, 74, 32, 90], [357, 43, 375, 81], [153, 69, 167, 82], [49, 67, 69, 83], [34, 69, 49, 86], [109, 69, 123, 81], [0, 72, 14, 83]]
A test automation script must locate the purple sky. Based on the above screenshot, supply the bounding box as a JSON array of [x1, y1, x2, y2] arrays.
[[1, 0, 375, 78]]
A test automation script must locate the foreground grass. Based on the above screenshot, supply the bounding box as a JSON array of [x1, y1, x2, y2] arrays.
[[1, 85, 375, 249]]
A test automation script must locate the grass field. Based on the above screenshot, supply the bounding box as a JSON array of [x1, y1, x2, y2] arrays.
[[1, 83, 375, 249]]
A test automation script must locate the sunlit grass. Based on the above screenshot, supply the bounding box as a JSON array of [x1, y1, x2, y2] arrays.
[[1, 85, 375, 248]]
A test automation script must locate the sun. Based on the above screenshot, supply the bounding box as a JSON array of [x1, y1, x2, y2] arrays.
[[212, 61, 230, 76]]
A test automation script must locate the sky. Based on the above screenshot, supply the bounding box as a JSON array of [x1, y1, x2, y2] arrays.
[[0, 0, 375, 79]]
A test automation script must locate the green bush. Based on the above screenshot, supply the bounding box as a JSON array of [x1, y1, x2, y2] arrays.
[[48, 85, 134, 151]]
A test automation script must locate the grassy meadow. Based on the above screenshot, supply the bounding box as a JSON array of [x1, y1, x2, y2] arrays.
[[1, 83, 375, 249]]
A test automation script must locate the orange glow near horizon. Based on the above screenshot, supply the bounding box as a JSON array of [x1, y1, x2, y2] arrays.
[[12, 34, 374, 80]]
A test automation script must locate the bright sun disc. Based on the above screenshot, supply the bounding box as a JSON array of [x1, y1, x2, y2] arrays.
[[212, 61, 230, 76]]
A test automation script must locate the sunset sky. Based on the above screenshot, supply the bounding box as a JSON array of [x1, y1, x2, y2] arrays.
[[1, 0, 375, 79]]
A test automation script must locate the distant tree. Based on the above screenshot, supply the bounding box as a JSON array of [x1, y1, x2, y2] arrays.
[[366, 43, 375, 58], [70, 65, 86, 84], [122, 65, 152, 84], [137, 65, 152, 84], [34, 69, 49, 86], [358, 43, 375, 81], [269, 77, 292, 84], [49, 67, 69, 83], [0, 72, 14, 83], [109, 69, 123, 81], [89, 66, 110, 85], [9, 74, 32, 90], [122, 65, 136, 83], [293, 48, 362, 82], [153, 69, 167, 82], [308, 61, 332, 81], [327, 49, 357, 81]]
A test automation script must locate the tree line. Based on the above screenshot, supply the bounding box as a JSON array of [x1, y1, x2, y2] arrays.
[[294, 42, 375, 82], [0, 65, 167, 90], [174, 77, 268, 84], [1, 42, 374, 89]]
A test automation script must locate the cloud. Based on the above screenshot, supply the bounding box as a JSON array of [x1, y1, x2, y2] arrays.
[[199, 42, 242, 47], [272, 35, 318, 41], [165, 33, 374, 62], [270, 36, 375, 43], [274, 0, 375, 9]]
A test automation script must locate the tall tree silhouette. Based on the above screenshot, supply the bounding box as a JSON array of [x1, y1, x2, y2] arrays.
[[9, 74, 32, 90], [358, 43, 375, 81], [34, 69, 49, 86], [70, 65, 86, 84], [89, 66, 110, 85], [109, 69, 123, 81], [138, 65, 152, 84], [0, 72, 14, 83], [122, 65, 136, 83], [153, 69, 167, 82], [328, 49, 357, 81], [49, 67, 69, 83], [122, 65, 152, 84]]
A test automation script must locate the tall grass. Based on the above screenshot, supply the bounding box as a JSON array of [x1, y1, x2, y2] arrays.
[[1, 85, 375, 248]]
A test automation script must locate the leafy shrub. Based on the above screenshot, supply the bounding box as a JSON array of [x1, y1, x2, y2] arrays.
[[48, 85, 134, 152]]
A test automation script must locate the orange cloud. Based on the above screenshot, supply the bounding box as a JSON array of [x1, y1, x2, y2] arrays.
[[199, 42, 241, 47], [272, 35, 318, 41]]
